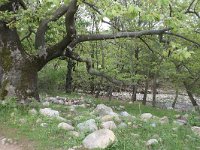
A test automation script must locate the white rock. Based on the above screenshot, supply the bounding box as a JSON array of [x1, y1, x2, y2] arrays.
[[93, 104, 118, 117], [42, 101, 50, 107], [118, 122, 128, 128], [69, 131, 80, 137], [40, 108, 59, 118], [191, 126, 200, 136], [56, 116, 67, 122], [141, 113, 153, 121], [173, 119, 187, 126], [120, 111, 130, 117], [146, 139, 158, 146], [83, 129, 116, 149], [1, 138, 7, 145], [101, 121, 117, 130], [159, 116, 169, 124], [58, 122, 74, 131], [40, 123, 48, 127], [36, 118, 42, 124], [77, 119, 98, 133], [19, 118, 27, 124], [29, 108, 37, 115]]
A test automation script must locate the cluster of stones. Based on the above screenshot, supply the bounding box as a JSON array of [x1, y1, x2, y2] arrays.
[[26, 98, 200, 150]]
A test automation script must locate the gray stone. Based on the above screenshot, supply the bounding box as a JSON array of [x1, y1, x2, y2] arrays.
[[40, 108, 59, 118], [146, 139, 158, 146], [83, 129, 116, 149], [19, 118, 27, 124], [42, 101, 50, 107], [118, 122, 128, 128], [56, 116, 67, 122], [120, 111, 130, 117], [140, 113, 153, 121], [28, 108, 37, 115], [191, 126, 200, 136], [159, 116, 169, 124], [69, 131, 80, 137], [101, 121, 117, 130], [77, 119, 98, 133], [93, 104, 118, 117], [58, 122, 74, 131], [173, 119, 187, 126], [40, 123, 48, 127]]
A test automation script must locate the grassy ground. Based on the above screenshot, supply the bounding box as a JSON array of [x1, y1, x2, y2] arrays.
[[0, 93, 200, 150]]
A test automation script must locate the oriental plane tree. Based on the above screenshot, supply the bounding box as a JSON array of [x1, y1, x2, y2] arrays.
[[0, 0, 199, 102]]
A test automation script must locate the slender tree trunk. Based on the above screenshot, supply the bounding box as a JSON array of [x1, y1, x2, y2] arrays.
[[183, 82, 198, 106], [152, 74, 157, 107], [0, 65, 3, 88], [0, 21, 39, 101], [142, 79, 149, 105], [172, 89, 179, 108], [131, 85, 137, 102], [66, 58, 74, 93]]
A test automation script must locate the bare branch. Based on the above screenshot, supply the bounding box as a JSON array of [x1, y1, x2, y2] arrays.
[[64, 50, 131, 86], [185, 0, 200, 18], [139, 37, 154, 53], [165, 32, 200, 47]]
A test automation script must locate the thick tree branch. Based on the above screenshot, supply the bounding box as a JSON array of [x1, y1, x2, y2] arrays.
[[35, 5, 69, 49]]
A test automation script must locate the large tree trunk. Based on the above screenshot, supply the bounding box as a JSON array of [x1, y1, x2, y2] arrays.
[[0, 21, 39, 101]]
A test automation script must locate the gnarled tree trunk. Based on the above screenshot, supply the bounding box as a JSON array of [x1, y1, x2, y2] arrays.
[[0, 21, 39, 101]]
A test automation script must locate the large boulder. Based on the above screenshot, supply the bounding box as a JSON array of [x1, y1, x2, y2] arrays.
[[77, 119, 98, 133], [39, 108, 59, 118], [93, 104, 118, 117], [101, 121, 117, 130], [191, 126, 200, 136], [58, 122, 74, 131], [83, 129, 116, 149]]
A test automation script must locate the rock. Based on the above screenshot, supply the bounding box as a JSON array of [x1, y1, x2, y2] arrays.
[[120, 111, 130, 117], [132, 124, 139, 129], [101, 121, 117, 130], [1, 138, 7, 145], [83, 129, 116, 149], [146, 139, 158, 146], [118, 122, 128, 128], [40, 123, 48, 127], [174, 114, 181, 119], [19, 118, 27, 124], [150, 122, 157, 127], [159, 116, 169, 124], [58, 122, 74, 131], [40, 108, 59, 118], [140, 113, 153, 121], [29, 108, 37, 115], [42, 101, 50, 107], [191, 126, 200, 136], [36, 118, 42, 124], [56, 116, 67, 122], [69, 131, 80, 137], [100, 115, 121, 122], [93, 104, 118, 117], [173, 119, 187, 126], [77, 119, 98, 133]]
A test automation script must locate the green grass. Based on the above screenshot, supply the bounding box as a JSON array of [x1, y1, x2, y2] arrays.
[[0, 94, 200, 150]]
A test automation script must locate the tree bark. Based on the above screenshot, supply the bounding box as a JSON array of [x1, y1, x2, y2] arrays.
[[65, 58, 74, 93], [0, 21, 39, 101], [152, 74, 157, 107], [142, 79, 149, 105], [183, 81, 198, 106], [172, 89, 179, 108], [0, 65, 3, 88], [131, 85, 137, 102]]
